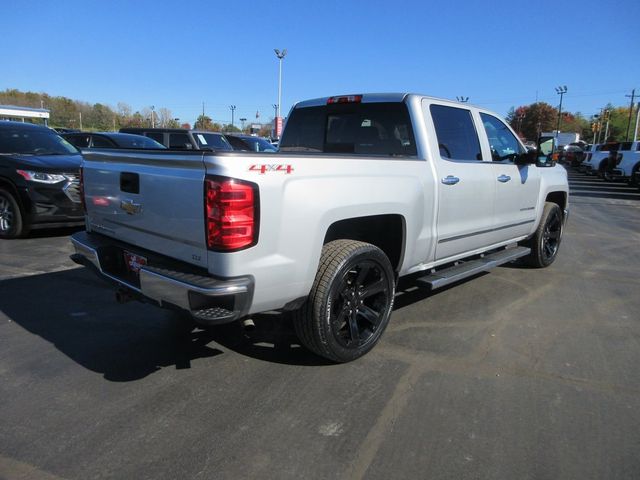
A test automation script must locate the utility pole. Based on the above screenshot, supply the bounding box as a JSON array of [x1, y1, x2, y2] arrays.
[[151, 105, 155, 128], [555, 86, 568, 145], [603, 110, 611, 141], [274, 48, 287, 138], [229, 105, 236, 129], [79, 111, 83, 130], [625, 89, 636, 141]]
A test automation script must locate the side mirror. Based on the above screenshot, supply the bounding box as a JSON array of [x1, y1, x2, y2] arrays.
[[536, 136, 556, 167], [515, 148, 537, 165]]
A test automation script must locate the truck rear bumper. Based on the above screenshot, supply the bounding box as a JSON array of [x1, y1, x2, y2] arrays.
[[70, 231, 253, 325]]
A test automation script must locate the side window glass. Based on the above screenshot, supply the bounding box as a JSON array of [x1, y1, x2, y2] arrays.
[[91, 136, 114, 148], [169, 133, 192, 149], [69, 135, 90, 148], [430, 105, 482, 161], [480, 113, 524, 162], [146, 132, 165, 145]]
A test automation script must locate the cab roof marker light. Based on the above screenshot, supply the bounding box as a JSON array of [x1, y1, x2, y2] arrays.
[[327, 95, 363, 105]]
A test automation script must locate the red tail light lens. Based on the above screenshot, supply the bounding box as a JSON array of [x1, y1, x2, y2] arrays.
[[79, 167, 86, 213], [327, 95, 362, 104], [205, 177, 258, 251]]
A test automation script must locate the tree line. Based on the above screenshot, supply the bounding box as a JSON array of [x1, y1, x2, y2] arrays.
[[506, 101, 638, 144], [0, 89, 272, 135]]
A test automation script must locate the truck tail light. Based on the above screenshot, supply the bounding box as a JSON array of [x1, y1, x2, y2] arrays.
[[79, 167, 86, 213], [327, 95, 362, 104], [205, 177, 258, 251]]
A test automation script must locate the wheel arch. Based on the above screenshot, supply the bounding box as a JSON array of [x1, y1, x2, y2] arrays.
[[545, 191, 567, 212], [323, 214, 406, 273]]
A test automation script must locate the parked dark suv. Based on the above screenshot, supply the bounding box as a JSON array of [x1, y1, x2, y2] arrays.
[[0, 121, 84, 238], [62, 132, 166, 150], [119, 128, 232, 151]]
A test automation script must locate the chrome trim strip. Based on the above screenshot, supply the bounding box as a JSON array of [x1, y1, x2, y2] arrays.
[[102, 218, 202, 248], [438, 219, 535, 244]]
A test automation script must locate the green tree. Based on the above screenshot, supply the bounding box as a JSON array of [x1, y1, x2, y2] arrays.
[[507, 102, 558, 142], [194, 114, 214, 130]]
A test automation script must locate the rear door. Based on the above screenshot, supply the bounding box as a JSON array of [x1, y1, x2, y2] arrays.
[[478, 112, 540, 240], [82, 149, 208, 268], [424, 101, 497, 261]]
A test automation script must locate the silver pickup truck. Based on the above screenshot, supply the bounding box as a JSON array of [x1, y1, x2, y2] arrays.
[[71, 93, 569, 362]]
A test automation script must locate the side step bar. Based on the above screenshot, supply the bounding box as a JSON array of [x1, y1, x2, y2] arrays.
[[416, 246, 531, 290]]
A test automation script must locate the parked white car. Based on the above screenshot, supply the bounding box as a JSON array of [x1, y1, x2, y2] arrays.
[[610, 141, 640, 184]]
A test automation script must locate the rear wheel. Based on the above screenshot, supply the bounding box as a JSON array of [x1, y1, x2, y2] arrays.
[[0, 188, 28, 239], [522, 202, 563, 268], [293, 240, 396, 363], [629, 163, 640, 186]]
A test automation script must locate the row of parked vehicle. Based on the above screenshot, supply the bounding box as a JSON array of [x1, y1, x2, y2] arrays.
[[560, 140, 640, 188], [61, 128, 278, 153], [0, 121, 277, 239]]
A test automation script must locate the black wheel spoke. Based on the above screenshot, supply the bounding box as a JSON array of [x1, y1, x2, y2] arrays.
[[548, 230, 560, 240], [361, 278, 386, 299], [347, 313, 360, 345], [359, 305, 381, 330], [355, 264, 371, 287]]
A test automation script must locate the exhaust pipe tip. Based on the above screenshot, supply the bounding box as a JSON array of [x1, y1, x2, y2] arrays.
[[242, 318, 256, 332]]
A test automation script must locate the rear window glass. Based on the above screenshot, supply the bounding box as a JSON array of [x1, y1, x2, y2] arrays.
[[279, 102, 417, 156]]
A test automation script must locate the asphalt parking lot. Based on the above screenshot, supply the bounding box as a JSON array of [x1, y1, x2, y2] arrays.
[[1, 171, 639, 480]]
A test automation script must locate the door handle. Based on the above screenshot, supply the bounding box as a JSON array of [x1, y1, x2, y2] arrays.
[[441, 175, 460, 185], [497, 175, 511, 183]]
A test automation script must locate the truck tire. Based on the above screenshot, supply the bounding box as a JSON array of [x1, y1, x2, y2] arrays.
[[0, 188, 28, 239], [293, 240, 396, 363], [522, 202, 563, 268], [629, 163, 640, 186]]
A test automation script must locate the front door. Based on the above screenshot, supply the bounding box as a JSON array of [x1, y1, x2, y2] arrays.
[[479, 113, 541, 240]]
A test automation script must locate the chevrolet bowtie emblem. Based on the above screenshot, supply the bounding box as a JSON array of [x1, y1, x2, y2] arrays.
[[120, 199, 142, 215]]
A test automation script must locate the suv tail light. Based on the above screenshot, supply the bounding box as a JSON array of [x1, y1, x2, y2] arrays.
[[205, 177, 258, 251]]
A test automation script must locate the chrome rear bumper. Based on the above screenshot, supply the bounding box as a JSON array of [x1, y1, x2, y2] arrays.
[[70, 231, 253, 324]]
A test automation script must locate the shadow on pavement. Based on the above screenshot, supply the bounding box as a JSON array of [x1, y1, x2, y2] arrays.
[[0, 269, 329, 379], [26, 225, 85, 239]]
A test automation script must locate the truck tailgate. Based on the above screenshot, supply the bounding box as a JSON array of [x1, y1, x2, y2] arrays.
[[82, 150, 208, 268]]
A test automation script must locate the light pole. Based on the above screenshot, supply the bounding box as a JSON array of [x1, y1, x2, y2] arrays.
[[229, 105, 236, 129], [274, 48, 287, 137], [554, 86, 568, 144], [456, 96, 469, 103], [151, 105, 155, 128], [240, 117, 247, 131]]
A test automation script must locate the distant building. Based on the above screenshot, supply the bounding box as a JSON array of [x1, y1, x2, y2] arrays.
[[0, 105, 50, 125]]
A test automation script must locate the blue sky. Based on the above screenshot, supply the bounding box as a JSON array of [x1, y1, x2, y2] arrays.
[[3, 0, 639, 126]]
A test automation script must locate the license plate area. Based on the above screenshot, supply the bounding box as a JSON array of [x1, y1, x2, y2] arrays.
[[123, 250, 147, 275]]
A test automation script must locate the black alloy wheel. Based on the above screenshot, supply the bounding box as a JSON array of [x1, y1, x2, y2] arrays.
[[294, 240, 396, 363], [328, 259, 391, 349], [521, 202, 563, 268], [0, 189, 26, 239], [541, 206, 562, 263]]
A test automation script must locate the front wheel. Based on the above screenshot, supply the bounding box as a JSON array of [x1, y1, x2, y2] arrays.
[[521, 202, 564, 268], [293, 240, 396, 363], [0, 188, 28, 239]]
